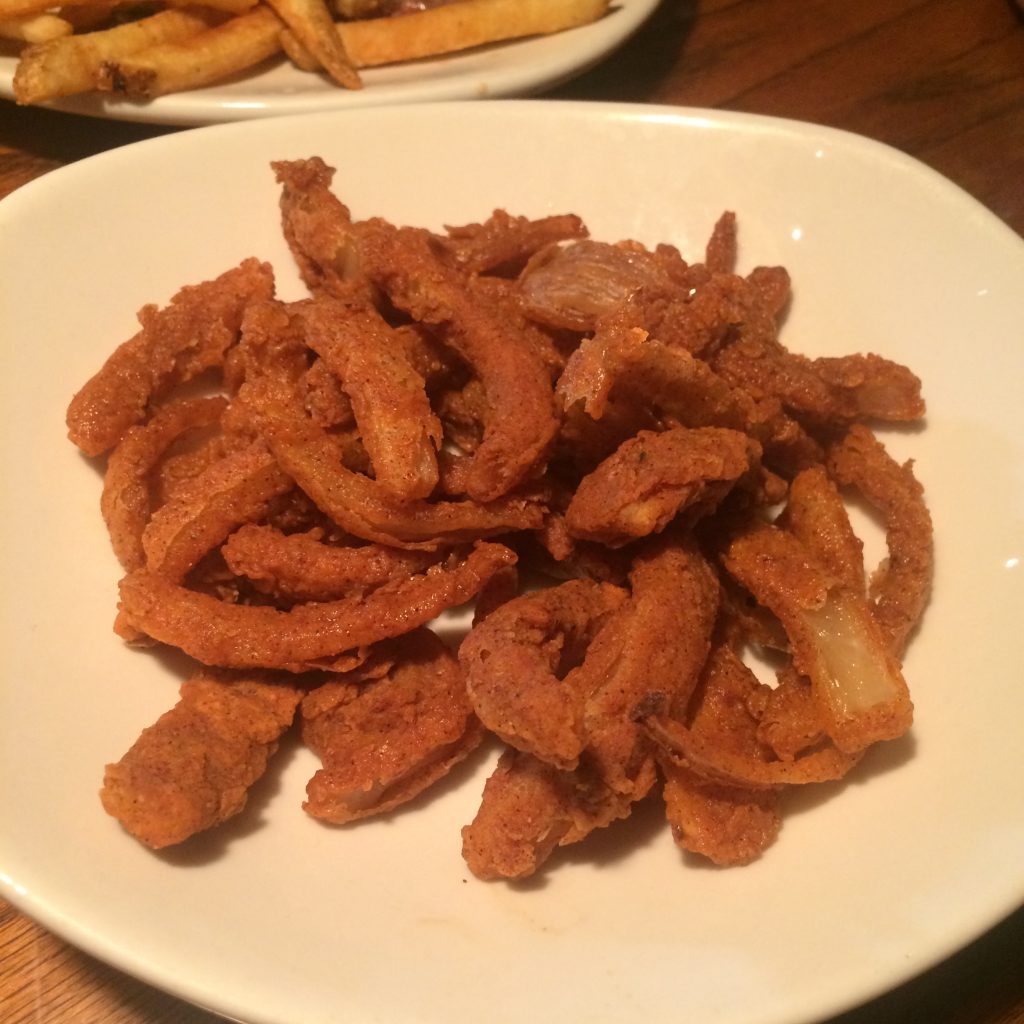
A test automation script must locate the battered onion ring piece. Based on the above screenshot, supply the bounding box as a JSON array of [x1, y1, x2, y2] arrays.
[[117, 540, 517, 671], [141, 440, 293, 581], [828, 425, 933, 655], [722, 524, 912, 753], [67, 258, 274, 456], [575, 536, 720, 798], [299, 295, 442, 500], [440, 208, 588, 275], [565, 426, 759, 547], [240, 300, 543, 549], [356, 218, 560, 502], [273, 157, 364, 297], [460, 579, 628, 770], [100, 669, 303, 849], [101, 396, 228, 571], [777, 464, 865, 593], [222, 524, 440, 602], [302, 629, 484, 824], [461, 749, 577, 881]]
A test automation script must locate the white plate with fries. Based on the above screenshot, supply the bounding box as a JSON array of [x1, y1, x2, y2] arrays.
[[1, 101, 1023, 1024], [0, 0, 657, 125]]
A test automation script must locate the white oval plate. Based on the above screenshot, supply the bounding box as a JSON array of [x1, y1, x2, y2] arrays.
[[1, 101, 1022, 1024], [0, 0, 657, 125]]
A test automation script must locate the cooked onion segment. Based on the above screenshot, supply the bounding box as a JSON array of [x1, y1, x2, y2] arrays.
[[460, 749, 586, 882], [565, 426, 760, 547], [67, 258, 274, 457], [101, 396, 228, 571], [222, 524, 440, 601], [299, 295, 442, 501], [118, 541, 517, 671], [461, 538, 720, 879], [302, 629, 484, 823], [441, 209, 588, 275], [356, 218, 561, 502], [828, 425, 934, 655], [460, 579, 629, 770], [238, 300, 544, 547], [722, 524, 913, 753], [100, 669, 304, 849], [776, 464, 865, 592], [141, 440, 293, 581]]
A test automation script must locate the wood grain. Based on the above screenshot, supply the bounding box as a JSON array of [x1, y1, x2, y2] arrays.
[[1, 0, 1023, 1020]]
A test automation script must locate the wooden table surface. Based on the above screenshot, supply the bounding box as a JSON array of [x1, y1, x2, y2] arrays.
[[2, 1, 1023, 1022]]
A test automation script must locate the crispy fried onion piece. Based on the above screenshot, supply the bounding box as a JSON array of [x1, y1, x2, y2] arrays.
[[828, 425, 933, 656], [67, 258, 275, 456], [519, 239, 688, 333], [101, 396, 228, 571], [642, 645, 860, 792], [461, 749, 597, 881], [712, 336, 925, 429], [302, 628, 484, 824], [141, 439, 294, 581], [565, 426, 761, 547], [239, 299, 543, 548], [100, 668, 303, 849], [439, 209, 588, 275], [461, 538, 720, 879], [272, 157, 364, 297], [722, 524, 912, 753], [356, 218, 560, 502], [646, 641, 786, 866], [117, 540, 516, 671], [299, 295, 442, 500], [776, 464, 865, 592], [222, 524, 440, 601], [556, 306, 822, 475], [460, 579, 628, 770], [576, 537, 720, 797]]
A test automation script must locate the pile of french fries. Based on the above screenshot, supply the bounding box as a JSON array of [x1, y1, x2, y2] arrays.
[[2, 0, 609, 105]]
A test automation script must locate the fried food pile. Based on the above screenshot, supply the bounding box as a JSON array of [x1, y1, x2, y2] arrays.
[[67, 158, 933, 878], [5, 0, 608, 106]]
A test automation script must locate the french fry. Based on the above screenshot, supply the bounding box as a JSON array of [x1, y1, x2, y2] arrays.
[[338, 0, 611, 68], [1, 0, 130, 22], [278, 24, 318, 71], [96, 5, 283, 98], [13, 6, 218, 104], [0, 12, 72, 42], [162, 0, 261, 15], [264, 0, 359, 88]]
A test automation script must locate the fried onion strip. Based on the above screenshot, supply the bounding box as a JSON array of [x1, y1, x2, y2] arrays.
[[299, 295, 442, 500], [100, 669, 303, 848], [222, 524, 440, 601], [460, 579, 628, 770], [101, 396, 228, 571], [302, 629, 484, 823], [118, 540, 517, 671], [722, 524, 912, 752], [141, 440, 293, 581], [67, 258, 274, 456], [357, 219, 560, 501], [828, 425, 933, 655]]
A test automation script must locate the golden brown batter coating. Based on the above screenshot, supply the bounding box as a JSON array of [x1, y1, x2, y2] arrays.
[[100, 670, 303, 849], [303, 629, 483, 824]]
